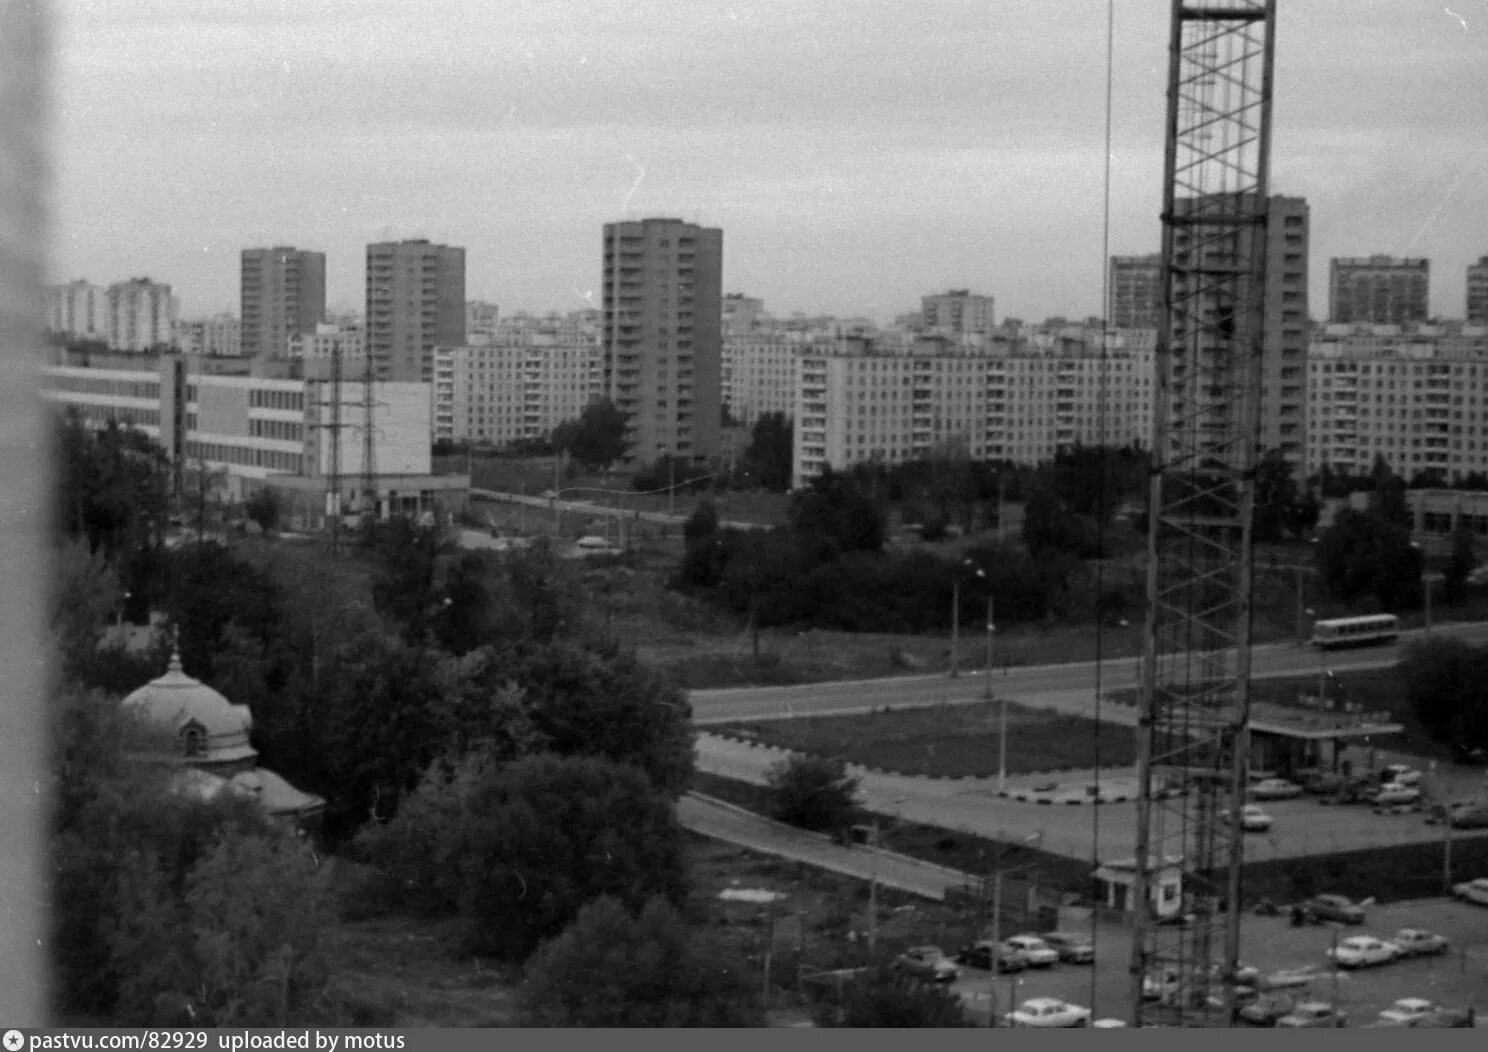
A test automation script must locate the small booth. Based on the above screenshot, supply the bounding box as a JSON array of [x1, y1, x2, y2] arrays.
[[1092, 854, 1186, 920]]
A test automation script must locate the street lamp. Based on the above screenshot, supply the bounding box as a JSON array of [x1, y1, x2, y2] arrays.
[[987, 832, 1044, 1027]]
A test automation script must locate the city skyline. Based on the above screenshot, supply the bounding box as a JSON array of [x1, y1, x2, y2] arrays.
[[52, 2, 1488, 323]]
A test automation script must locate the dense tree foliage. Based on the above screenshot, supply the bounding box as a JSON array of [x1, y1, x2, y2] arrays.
[[738, 411, 793, 492], [550, 397, 629, 471], [357, 752, 689, 959], [1398, 638, 1488, 756], [1315, 507, 1422, 610], [812, 965, 974, 1027], [1253, 449, 1319, 542], [518, 896, 764, 1027], [788, 466, 887, 557], [1442, 521, 1476, 606], [51, 689, 334, 1024], [767, 755, 860, 833]]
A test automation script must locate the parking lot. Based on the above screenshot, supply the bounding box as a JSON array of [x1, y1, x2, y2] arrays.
[[950, 896, 1488, 1026]]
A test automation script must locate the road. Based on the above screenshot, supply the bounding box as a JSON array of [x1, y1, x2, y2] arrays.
[[690, 621, 1488, 725], [678, 792, 969, 900]]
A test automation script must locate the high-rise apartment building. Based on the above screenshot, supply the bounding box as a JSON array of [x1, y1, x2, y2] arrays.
[[921, 290, 995, 334], [1169, 194, 1310, 472], [240, 247, 326, 358], [47, 280, 107, 340], [105, 278, 176, 351], [1108, 254, 1163, 329], [1329, 255, 1429, 324], [601, 217, 723, 467], [1467, 257, 1488, 326], [365, 240, 466, 382]]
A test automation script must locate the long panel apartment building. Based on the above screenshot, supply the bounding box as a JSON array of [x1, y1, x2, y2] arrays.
[[1307, 323, 1488, 482], [433, 313, 599, 446]]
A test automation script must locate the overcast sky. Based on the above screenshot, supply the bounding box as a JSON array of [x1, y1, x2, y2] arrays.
[[49, 0, 1488, 323]]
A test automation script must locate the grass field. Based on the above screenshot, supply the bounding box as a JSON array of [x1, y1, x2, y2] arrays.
[[711, 700, 1138, 778]]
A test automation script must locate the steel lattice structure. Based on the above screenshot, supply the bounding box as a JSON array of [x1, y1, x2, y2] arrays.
[[1128, 0, 1277, 1028]]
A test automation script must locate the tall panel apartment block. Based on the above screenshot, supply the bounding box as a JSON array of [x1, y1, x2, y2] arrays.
[[240, 247, 326, 358], [1467, 257, 1488, 326], [601, 218, 722, 468], [365, 240, 466, 382], [1329, 255, 1429, 324], [1109, 254, 1163, 329]]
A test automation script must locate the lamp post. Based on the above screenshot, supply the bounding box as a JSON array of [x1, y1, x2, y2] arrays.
[[1430, 761, 1454, 894], [950, 577, 961, 679], [986, 833, 1044, 1028]]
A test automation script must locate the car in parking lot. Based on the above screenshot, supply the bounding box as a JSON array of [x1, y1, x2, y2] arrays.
[[1328, 935, 1401, 968], [1219, 804, 1274, 831], [1452, 877, 1488, 905], [1275, 1001, 1346, 1028], [1003, 934, 1059, 968], [1238, 993, 1300, 1026], [1005, 997, 1091, 1028], [893, 945, 960, 982], [1368, 783, 1423, 807], [1409, 1007, 1476, 1028], [955, 940, 1026, 973], [1380, 764, 1422, 787], [1390, 928, 1449, 958], [1249, 777, 1303, 801], [1039, 931, 1095, 964], [1302, 893, 1366, 924], [1375, 998, 1438, 1026]]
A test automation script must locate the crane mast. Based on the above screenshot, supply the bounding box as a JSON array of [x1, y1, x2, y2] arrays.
[[1128, 0, 1277, 1027]]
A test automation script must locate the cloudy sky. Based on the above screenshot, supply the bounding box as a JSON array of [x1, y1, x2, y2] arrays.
[[49, 0, 1488, 323]]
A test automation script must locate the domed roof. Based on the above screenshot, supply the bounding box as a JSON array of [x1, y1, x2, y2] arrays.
[[229, 768, 326, 820], [122, 650, 258, 766]]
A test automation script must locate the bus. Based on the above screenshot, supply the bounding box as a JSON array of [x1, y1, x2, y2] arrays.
[[1310, 614, 1401, 650]]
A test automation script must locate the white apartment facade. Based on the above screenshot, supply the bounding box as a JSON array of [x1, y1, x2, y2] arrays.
[[436, 314, 599, 446], [106, 278, 177, 352], [48, 281, 107, 340], [174, 314, 242, 358], [722, 336, 809, 426], [1306, 324, 1488, 482]]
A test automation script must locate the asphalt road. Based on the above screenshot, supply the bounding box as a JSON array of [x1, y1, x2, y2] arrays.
[[690, 620, 1488, 725]]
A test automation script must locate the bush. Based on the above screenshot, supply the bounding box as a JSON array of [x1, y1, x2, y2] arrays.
[[518, 896, 764, 1026], [812, 964, 974, 1027], [766, 755, 859, 833]]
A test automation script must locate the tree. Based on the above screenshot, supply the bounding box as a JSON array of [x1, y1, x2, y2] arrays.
[[552, 397, 629, 471], [366, 516, 446, 644], [683, 498, 720, 545], [433, 550, 496, 656], [813, 965, 974, 1027], [245, 487, 280, 535], [789, 467, 886, 558], [1442, 521, 1476, 606], [1397, 637, 1488, 755], [767, 755, 859, 833], [1315, 507, 1422, 610], [497, 640, 695, 797], [740, 411, 793, 492], [1366, 455, 1411, 528], [357, 752, 689, 960], [1252, 449, 1300, 543], [518, 896, 765, 1026]]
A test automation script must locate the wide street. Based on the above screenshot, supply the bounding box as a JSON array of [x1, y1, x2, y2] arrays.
[[690, 620, 1488, 725]]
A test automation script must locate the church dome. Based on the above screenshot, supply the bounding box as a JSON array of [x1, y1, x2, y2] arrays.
[[122, 650, 258, 766]]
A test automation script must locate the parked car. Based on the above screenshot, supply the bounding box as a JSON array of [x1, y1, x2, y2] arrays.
[[1238, 993, 1299, 1026], [1275, 1001, 1347, 1028], [1451, 877, 1488, 906], [1368, 783, 1422, 807], [1390, 928, 1449, 958], [1302, 893, 1366, 924], [1250, 777, 1303, 801], [955, 940, 1026, 973], [1005, 997, 1091, 1028], [1380, 764, 1423, 787], [1040, 931, 1095, 964], [1003, 934, 1059, 968], [1376, 998, 1438, 1025], [1091, 1018, 1127, 1028], [1219, 804, 1274, 831], [1436, 803, 1488, 829], [1142, 967, 1182, 1002], [1410, 1007, 1476, 1028], [1328, 935, 1401, 969], [1317, 775, 1379, 805], [1213, 961, 1261, 986], [893, 945, 960, 982]]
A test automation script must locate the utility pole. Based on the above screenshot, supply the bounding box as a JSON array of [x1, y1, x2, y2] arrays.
[[989, 870, 1004, 1027], [950, 578, 960, 678]]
